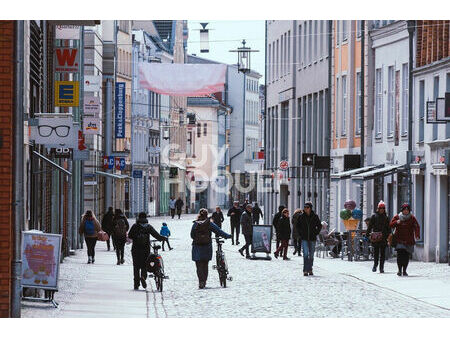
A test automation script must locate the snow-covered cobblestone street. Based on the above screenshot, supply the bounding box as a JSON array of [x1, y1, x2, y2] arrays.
[[22, 214, 450, 318]]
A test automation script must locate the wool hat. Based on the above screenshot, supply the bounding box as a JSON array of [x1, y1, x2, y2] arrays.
[[377, 200, 386, 209], [304, 202, 313, 209], [401, 203, 411, 211], [162, 222, 167, 226]]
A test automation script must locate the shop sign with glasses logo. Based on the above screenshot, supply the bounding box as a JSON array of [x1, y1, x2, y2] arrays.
[[29, 117, 78, 148]]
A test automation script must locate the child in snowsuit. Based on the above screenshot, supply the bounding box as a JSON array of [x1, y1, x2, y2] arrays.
[[160, 223, 173, 251]]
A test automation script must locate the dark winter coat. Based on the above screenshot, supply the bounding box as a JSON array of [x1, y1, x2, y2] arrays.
[[296, 211, 321, 241], [211, 211, 224, 228], [278, 216, 292, 240], [252, 206, 263, 222], [101, 211, 114, 234], [291, 211, 302, 240], [175, 198, 184, 211], [389, 213, 420, 246], [367, 212, 390, 246], [127, 217, 166, 254], [191, 219, 231, 261], [111, 215, 130, 241], [227, 206, 242, 226], [240, 210, 253, 236]]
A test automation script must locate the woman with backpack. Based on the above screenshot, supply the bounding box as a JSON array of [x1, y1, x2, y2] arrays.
[[79, 210, 102, 264], [112, 209, 130, 265], [191, 208, 231, 289]]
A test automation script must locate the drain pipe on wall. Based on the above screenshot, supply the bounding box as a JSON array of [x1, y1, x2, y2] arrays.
[[12, 20, 24, 318]]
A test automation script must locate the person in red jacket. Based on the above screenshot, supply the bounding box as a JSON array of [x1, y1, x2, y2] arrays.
[[389, 203, 420, 276]]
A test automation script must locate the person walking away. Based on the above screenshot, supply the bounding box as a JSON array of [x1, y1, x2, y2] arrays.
[[191, 208, 231, 289], [79, 210, 102, 264], [272, 205, 285, 251], [291, 208, 302, 256], [101, 207, 115, 251], [127, 212, 166, 290], [296, 202, 321, 276], [112, 209, 129, 265], [252, 203, 263, 225], [211, 206, 225, 228], [169, 197, 176, 219], [242, 199, 249, 210], [175, 197, 184, 219], [274, 209, 292, 260], [389, 203, 420, 276], [227, 201, 242, 245], [367, 201, 390, 273], [239, 204, 254, 259], [160, 222, 173, 251]]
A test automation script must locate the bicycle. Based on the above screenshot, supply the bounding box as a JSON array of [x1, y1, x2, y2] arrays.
[[212, 237, 232, 288], [146, 240, 168, 292]]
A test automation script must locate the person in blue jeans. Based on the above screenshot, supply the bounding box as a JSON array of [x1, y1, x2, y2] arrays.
[[160, 222, 173, 251], [295, 202, 322, 276]]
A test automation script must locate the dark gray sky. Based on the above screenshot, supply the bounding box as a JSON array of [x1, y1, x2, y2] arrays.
[[187, 20, 266, 82]]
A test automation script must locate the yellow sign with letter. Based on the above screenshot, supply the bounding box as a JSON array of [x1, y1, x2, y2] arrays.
[[55, 81, 79, 107]]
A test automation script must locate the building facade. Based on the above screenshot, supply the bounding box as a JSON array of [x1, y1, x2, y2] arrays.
[[411, 20, 450, 263], [265, 20, 331, 225]]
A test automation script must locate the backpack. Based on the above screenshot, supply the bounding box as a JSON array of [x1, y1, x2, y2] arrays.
[[113, 218, 128, 240], [193, 220, 211, 245], [134, 224, 149, 247], [84, 219, 95, 236]]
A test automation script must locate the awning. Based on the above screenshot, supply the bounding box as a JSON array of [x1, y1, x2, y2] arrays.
[[330, 165, 376, 181], [95, 171, 130, 179], [351, 164, 405, 181], [170, 162, 186, 171], [32, 151, 72, 176]]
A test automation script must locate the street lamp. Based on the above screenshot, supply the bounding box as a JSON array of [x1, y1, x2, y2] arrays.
[[229, 40, 259, 74]]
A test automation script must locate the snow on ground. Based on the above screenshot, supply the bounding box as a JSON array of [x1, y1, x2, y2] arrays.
[[22, 214, 450, 318]]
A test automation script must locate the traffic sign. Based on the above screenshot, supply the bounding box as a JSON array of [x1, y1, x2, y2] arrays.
[[279, 160, 289, 170]]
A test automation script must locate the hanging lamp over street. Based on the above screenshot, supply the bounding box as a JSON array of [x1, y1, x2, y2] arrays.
[[229, 39, 259, 74]]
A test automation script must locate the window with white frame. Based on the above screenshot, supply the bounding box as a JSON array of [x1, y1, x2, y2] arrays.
[[288, 30, 291, 73], [341, 75, 347, 136], [303, 22, 307, 65], [276, 39, 279, 79], [314, 20, 318, 61], [336, 21, 340, 46], [336, 77, 340, 139], [308, 20, 312, 64], [401, 63, 408, 135], [375, 68, 383, 138], [320, 20, 324, 58], [387, 66, 395, 137], [298, 24, 302, 67], [343, 20, 348, 42], [268, 44, 272, 81], [357, 20, 362, 38], [356, 72, 361, 135]]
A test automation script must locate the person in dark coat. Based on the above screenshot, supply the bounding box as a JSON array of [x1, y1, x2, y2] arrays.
[[111, 209, 129, 265], [101, 207, 115, 251], [389, 203, 420, 276], [239, 204, 254, 258], [252, 203, 263, 225], [175, 197, 184, 219], [227, 201, 242, 245], [191, 208, 231, 289], [291, 208, 303, 256], [272, 205, 285, 251], [296, 202, 321, 276], [127, 212, 166, 290], [274, 208, 292, 260], [242, 199, 249, 210], [211, 206, 225, 228], [367, 200, 391, 273]]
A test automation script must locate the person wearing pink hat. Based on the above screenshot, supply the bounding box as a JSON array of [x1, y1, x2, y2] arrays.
[[367, 201, 390, 273]]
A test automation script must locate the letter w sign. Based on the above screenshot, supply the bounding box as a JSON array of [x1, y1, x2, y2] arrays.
[[54, 48, 79, 73]]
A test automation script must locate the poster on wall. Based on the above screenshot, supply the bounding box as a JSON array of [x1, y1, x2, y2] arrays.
[[21, 231, 62, 290], [54, 47, 79, 73], [251, 225, 272, 253], [115, 82, 126, 139], [84, 96, 100, 116], [55, 81, 79, 107], [84, 75, 101, 92], [83, 117, 101, 135], [55, 25, 80, 40], [29, 116, 77, 148]]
